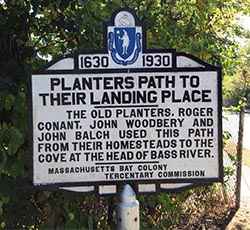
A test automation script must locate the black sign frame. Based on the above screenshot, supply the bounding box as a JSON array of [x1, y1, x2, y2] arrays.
[[29, 7, 223, 195]]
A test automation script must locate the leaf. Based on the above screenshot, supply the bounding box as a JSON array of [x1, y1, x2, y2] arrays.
[[8, 127, 24, 155], [88, 216, 94, 230], [68, 212, 75, 221], [0, 221, 6, 228], [5, 94, 15, 111], [2, 195, 10, 204]]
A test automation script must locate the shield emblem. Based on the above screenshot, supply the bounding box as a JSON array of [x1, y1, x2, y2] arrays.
[[114, 28, 135, 60]]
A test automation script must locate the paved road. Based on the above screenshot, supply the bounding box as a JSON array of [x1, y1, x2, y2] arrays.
[[241, 165, 250, 210], [226, 165, 250, 230], [223, 111, 250, 150], [223, 111, 250, 210], [223, 112, 250, 229]]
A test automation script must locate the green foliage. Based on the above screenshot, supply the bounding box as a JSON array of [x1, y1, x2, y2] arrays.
[[222, 130, 232, 147], [142, 0, 244, 75], [36, 193, 116, 229], [139, 192, 188, 229], [0, 0, 248, 228], [223, 37, 250, 108]]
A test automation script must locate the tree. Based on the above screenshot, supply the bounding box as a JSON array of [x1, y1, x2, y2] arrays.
[[1, 0, 249, 228], [223, 40, 250, 107]]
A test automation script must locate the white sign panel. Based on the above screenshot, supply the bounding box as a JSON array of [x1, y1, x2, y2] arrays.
[[32, 71, 221, 185]]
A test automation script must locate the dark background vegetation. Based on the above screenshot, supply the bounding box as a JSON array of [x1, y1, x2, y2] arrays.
[[0, 0, 250, 228]]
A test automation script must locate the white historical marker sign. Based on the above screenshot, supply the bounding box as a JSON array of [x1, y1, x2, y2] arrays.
[[30, 8, 223, 194]]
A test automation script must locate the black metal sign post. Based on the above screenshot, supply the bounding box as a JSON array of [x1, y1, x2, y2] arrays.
[[30, 8, 223, 196]]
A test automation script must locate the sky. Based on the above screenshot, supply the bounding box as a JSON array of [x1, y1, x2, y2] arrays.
[[236, 15, 250, 46], [238, 15, 250, 30]]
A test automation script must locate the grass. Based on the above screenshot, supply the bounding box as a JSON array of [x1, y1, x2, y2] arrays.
[[224, 141, 250, 167]]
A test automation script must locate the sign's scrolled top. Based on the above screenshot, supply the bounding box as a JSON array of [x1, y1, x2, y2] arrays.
[[30, 8, 222, 195]]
